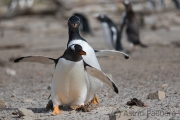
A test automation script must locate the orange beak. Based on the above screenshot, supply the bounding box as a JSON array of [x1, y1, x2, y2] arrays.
[[71, 23, 78, 28], [78, 50, 86, 55]]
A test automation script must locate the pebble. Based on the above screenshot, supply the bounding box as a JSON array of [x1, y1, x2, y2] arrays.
[[22, 99, 35, 103], [18, 108, 35, 117], [0, 99, 6, 108], [5, 68, 16, 76], [147, 91, 165, 100], [159, 84, 168, 88]]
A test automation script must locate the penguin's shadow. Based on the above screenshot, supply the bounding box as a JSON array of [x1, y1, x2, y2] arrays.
[[59, 105, 72, 111], [28, 107, 72, 113], [27, 107, 49, 113]]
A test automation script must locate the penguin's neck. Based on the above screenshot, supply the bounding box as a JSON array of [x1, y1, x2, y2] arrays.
[[68, 28, 85, 42], [62, 49, 82, 62]]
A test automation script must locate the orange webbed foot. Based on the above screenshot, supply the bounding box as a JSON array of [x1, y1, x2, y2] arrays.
[[91, 94, 99, 104], [52, 106, 61, 115]]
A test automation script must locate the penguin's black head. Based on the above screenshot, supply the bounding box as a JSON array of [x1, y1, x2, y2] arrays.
[[123, 0, 130, 6], [123, 0, 132, 11], [96, 14, 108, 22], [62, 44, 86, 61], [68, 16, 80, 29], [70, 44, 86, 55]]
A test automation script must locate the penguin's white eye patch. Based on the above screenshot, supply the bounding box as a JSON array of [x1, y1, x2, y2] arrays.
[[70, 45, 75, 52]]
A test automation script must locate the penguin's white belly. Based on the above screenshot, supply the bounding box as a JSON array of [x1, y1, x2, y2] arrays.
[[101, 22, 113, 49], [51, 58, 87, 105], [68, 40, 103, 101]]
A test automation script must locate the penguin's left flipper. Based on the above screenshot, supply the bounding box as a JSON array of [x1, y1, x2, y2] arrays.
[[14, 56, 57, 64], [95, 50, 129, 59], [84, 62, 118, 94]]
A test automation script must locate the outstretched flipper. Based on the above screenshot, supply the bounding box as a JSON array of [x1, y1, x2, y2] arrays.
[[95, 50, 129, 59], [14, 56, 57, 64], [84, 62, 118, 94]]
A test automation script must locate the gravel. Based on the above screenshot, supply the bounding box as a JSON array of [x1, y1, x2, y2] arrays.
[[0, 10, 180, 119]]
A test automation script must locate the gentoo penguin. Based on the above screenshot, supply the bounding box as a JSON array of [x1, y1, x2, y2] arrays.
[[96, 14, 124, 51], [73, 13, 93, 35], [147, 0, 165, 10], [14, 15, 129, 113], [14, 44, 119, 115], [120, 0, 147, 50], [66, 15, 128, 105], [172, 0, 180, 9], [8, 0, 34, 13]]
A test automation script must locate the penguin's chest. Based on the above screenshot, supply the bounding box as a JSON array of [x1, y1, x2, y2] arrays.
[[52, 59, 87, 104]]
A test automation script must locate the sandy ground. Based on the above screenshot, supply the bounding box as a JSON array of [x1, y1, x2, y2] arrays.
[[0, 11, 180, 120]]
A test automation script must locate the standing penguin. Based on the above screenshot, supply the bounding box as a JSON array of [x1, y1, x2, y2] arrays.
[[96, 14, 124, 51], [14, 44, 119, 115], [120, 0, 147, 50], [73, 13, 94, 35], [8, 0, 34, 13], [14, 15, 129, 113], [66, 16, 127, 106]]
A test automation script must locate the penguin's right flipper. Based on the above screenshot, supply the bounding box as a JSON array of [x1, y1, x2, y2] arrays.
[[14, 56, 57, 64], [95, 50, 129, 59], [84, 62, 118, 94]]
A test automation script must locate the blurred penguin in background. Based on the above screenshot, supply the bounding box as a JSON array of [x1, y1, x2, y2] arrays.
[[147, 0, 180, 10], [96, 14, 124, 52], [147, 0, 165, 10], [172, 0, 180, 10], [73, 13, 94, 36], [147, 0, 156, 10], [120, 0, 147, 51], [8, 0, 34, 13]]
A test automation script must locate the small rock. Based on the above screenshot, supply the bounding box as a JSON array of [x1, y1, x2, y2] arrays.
[[127, 98, 148, 107], [157, 91, 165, 100], [18, 108, 35, 117], [6, 68, 16, 76], [12, 111, 18, 115], [147, 91, 165, 100], [22, 99, 35, 103], [160, 84, 168, 88], [0, 99, 6, 108]]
